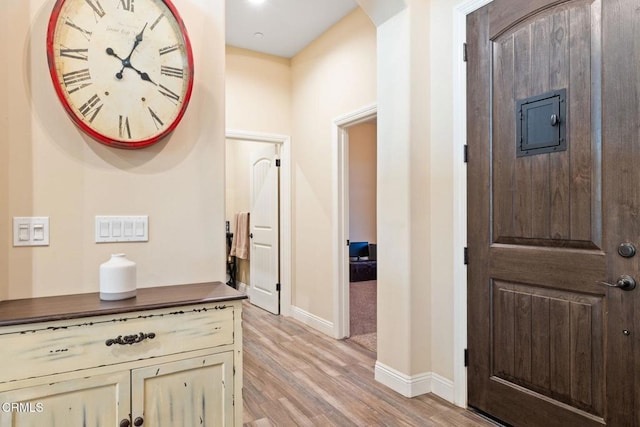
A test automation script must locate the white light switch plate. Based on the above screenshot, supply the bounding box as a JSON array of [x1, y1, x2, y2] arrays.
[[13, 217, 50, 247], [95, 216, 148, 243]]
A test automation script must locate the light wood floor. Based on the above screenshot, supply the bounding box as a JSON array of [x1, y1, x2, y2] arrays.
[[242, 301, 496, 426]]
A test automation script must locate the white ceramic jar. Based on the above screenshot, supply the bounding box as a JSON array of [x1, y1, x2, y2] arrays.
[[100, 253, 137, 301]]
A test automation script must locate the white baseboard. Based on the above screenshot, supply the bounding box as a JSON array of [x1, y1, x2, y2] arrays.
[[374, 361, 455, 402], [374, 361, 431, 397], [430, 372, 455, 403], [291, 305, 334, 336]]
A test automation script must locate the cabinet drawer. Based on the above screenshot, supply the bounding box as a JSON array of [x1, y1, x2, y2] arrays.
[[0, 304, 235, 383]]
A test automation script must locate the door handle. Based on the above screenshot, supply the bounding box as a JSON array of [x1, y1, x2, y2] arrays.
[[597, 275, 636, 291]]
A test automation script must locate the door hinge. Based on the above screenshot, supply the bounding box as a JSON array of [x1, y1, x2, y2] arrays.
[[275, 159, 281, 167], [276, 283, 281, 292], [464, 247, 469, 265], [463, 42, 468, 62], [347, 239, 350, 246], [463, 144, 468, 163], [464, 348, 469, 367]]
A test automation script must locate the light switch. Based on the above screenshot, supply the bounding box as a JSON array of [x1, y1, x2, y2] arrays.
[[99, 221, 110, 238], [95, 216, 148, 243], [33, 225, 45, 241], [135, 221, 145, 237], [13, 217, 49, 247], [123, 221, 134, 237], [18, 225, 30, 241], [112, 220, 122, 237]]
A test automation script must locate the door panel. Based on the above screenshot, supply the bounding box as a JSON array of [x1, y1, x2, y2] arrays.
[[492, 281, 604, 415], [132, 352, 234, 427], [492, 0, 599, 247], [249, 145, 280, 314], [0, 371, 130, 427], [467, 0, 638, 425]]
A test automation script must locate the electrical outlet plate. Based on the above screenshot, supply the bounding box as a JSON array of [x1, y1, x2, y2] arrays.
[[13, 217, 50, 247], [95, 216, 148, 243]]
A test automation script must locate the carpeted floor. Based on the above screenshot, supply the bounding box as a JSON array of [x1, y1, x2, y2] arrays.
[[348, 280, 377, 352]]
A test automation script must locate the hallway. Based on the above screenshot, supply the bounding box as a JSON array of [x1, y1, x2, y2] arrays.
[[242, 302, 495, 426]]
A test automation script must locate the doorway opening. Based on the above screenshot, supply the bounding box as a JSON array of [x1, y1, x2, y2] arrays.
[[345, 121, 378, 352], [225, 130, 292, 316], [333, 104, 377, 344]]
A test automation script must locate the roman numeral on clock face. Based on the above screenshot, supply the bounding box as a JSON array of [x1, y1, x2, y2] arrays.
[[119, 115, 132, 139], [60, 47, 89, 61], [84, 0, 105, 20], [118, 0, 135, 12], [148, 107, 164, 129], [150, 14, 164, 31], [62, 69, 92, 94], [160, 66, 184, 79], [159, 44, 180, 56], [79, 94, 103, 123], [65, 18, 92, 41], [158, 84, 180, 103]]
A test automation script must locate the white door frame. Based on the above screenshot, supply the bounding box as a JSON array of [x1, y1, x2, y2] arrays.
[[333, 104, 377, 339], [452, 0, 494, 408], [226, 129, 292, 317]]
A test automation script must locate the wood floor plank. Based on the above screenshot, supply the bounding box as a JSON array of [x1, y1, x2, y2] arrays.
[[242, 301, 496, 426]]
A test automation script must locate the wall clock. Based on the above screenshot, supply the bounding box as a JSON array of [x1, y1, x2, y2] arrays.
[[47, 0, 194, 149]]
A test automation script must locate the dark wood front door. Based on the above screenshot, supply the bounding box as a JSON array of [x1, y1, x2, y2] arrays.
[[467, 0, 639, 425]]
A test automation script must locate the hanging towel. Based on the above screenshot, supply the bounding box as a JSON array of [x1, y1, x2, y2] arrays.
[[230, 212, 250, 260]]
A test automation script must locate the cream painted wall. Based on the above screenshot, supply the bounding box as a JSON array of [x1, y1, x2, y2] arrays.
[[348, 122, 377, 244], [1, 0, 226, 299], [225, 46, 291, 134], [374, 1, 432, 383], [291, 8, 376, 321], [366, 0, 466, 398]]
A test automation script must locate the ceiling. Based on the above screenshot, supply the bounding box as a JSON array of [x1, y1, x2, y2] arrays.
[[226, 0, 359, 59]]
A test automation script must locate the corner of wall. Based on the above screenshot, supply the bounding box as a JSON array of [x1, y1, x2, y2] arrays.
[[374, 361, 455, 402]]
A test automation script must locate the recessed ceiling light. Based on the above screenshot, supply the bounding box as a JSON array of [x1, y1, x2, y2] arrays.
[[248, 0, 266, 5], [254, 32, 264, 38]]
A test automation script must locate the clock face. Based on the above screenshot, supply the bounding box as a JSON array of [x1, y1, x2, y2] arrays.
[[47, 0, 194, 149]]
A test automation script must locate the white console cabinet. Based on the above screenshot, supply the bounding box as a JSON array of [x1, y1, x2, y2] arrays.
[[0, 282, 246, 427]]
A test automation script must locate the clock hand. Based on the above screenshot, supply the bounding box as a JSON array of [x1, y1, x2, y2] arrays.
[[105, 46, 155, 84], [131, 66, 157, 85], [128, 22, 148, 57], [135, 22, 148, 44], [106, 23, 150, 80], [106, 48, 127, 79]]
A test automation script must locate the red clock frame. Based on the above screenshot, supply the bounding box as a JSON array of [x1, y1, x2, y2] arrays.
[[46, 0, 195, 149]]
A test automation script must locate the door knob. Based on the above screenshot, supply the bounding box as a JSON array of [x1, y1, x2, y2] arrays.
[[597, 275, 636, 291], [618, 243, 637, 258]]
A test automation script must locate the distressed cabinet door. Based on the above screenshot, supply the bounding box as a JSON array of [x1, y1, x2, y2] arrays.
[[131, 352, 234, 427], [0, 370, 130, 427]]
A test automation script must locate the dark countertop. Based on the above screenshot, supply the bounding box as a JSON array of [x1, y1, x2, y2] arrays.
[[0, 282, 247, 327]]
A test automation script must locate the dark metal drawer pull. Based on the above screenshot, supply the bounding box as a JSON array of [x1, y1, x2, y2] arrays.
[[105, 332, 156, 346]]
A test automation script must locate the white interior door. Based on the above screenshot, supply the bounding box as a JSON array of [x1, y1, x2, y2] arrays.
[[249, 144, 280, 314]]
